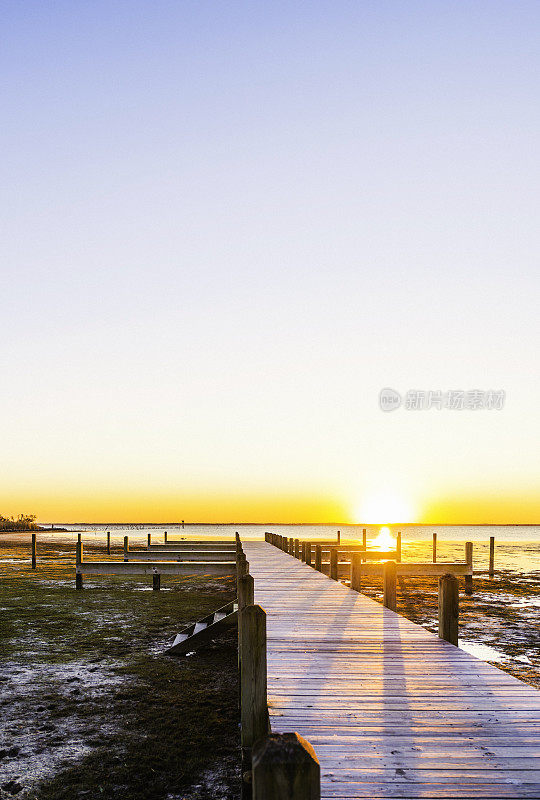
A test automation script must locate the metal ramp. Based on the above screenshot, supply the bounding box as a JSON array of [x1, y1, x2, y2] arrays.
[[166, 599, 238, 655]]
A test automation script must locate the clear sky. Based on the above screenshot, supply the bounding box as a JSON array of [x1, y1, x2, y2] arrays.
[[1, 1, 539, 523]]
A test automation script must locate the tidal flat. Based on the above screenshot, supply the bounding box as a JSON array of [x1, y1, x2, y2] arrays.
[[0, 538, 240, 800]]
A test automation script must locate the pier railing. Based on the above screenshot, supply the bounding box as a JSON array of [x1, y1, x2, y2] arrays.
[[236, 534, 321, 800]]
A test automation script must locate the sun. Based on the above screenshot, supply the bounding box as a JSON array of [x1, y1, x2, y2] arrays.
[[354, 491, 415, 525], [371, 526, 395, 550]]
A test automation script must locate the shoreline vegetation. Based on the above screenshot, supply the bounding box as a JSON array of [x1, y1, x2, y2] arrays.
[[0, 514, 39, 532]]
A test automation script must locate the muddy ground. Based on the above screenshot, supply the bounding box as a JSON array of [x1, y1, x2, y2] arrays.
[[0, 538, 240, 800]]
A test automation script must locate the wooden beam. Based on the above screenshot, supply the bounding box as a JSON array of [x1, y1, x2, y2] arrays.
[[350, 554, 362, 592], [383, 561, 397, 612], [329, 548, 338, 581]]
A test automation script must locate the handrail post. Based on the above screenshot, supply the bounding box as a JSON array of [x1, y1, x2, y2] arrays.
[[438, 573, 459, 646], [294, 539, 300, 559], [252, 732, 321, 800], [301, 542, 306, 563], [305, 542, 312, 567], [315, 545, 322, 572], [240, 605, 269, 784], [289, 538, 294, 556], [329, 548, 338, 581], [432, 532, 437, 563], [31, 533, 37, 569], [489, 536, 495, 579], [465, 542, 473, 595], [383, 561, 397, 611], [238, 573, 255, 673], [351, 553, 362, 592]]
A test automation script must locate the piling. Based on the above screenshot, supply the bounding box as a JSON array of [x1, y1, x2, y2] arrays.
[[252, 732, 321, 800], [489, 536, 495, 578], [465, 541, 473, 595], [31, 533, 37, 569], [383, 561, 397, 611], [396, 531, 402, 562], [336, 530, 340, 544], [147, 532, 152, 548], [294, 539, 300, 559], [107, 530, 111, 555], [240, 605, 269, 760], [329, 548, 338, 581], [123, 535, 129, 561], [432, 532, 437, 563], [438, 573, 459, 646], [75, 538, 83, 590], [305, 542, 312, 567], [164, 530, 168, 543], [351, 553, 362, 592], [315, 545, 322, 572], [153, 573, 161, 591]]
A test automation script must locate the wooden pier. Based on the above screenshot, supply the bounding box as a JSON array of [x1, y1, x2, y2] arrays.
[[242, 541, 540, 799]]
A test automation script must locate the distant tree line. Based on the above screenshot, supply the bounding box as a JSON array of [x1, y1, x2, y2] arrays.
[[0, 514, 39, 531]]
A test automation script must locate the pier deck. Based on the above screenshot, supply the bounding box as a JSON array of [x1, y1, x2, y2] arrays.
[[243, 541, 540, 799]]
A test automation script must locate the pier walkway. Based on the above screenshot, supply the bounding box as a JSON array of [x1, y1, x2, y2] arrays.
[[242, 541, 540, 799]]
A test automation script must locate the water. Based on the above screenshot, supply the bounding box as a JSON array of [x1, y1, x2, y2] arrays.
[[39, 523, 540, 574]]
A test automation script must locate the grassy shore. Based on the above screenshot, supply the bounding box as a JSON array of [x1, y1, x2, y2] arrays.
[[0, 538, 240, 800]]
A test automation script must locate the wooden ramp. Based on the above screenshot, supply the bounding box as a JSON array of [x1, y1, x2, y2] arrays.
[[243, 541, 540, 799]]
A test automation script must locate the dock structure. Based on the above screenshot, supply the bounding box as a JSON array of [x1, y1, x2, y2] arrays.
[[242, 540, 540, 799]]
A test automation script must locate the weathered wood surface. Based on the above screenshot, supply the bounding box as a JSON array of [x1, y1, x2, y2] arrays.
[[77, 561, 234, 576], [125, 550, 235, 561], [242, 541, 540, 800]]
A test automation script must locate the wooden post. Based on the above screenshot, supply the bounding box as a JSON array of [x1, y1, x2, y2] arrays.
[[123, 535, 129, 562], [351, 553, 362, 592], [438, 573, 459, 646], [336, 530, 340, 544], [289, 538, 294, 556], [294, 539, 300, 559], [301, 542, 306, 563], [238, 573, 255, 610], [383, 561, 397, 612], [252, 732, 321, 800], [396, 531, 402, 563], [31, 533, 37, 569], [362, 529, 367, 561], [75, 539, 83, 590], [329, 548, 338, 581], [164, 530, 168, 543], [465, 541, 473, 595], [315, 545, 322, 572], [153, 573, 161, 591], [489, 536, 495, 578], [182, 520, 185, 528], [107, 530, 111, 555], [432, 532, 437, 563], [305, 543, 312, 567], [237, 551, 248, 586], [240, 605, 269, 752], [147, 532, 151, 548]]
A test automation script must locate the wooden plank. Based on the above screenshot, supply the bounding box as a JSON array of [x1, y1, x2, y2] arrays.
[[78, 560, 234, 576]]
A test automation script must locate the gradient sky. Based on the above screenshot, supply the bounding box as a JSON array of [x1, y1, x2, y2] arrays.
[[1, 1, 539, 523]]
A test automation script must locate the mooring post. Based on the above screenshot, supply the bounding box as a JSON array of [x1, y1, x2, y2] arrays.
[[315, 545, 322, 572], [438, 573, 459, 646], [336, 530, 340, 544], [75, 538, 83, 590], [31, 533, 37, 569], [153, 573, 161, 591], [396, 531, 402, 563], [362, 529, 367, 561], [252, 732, 321, 800], [240, 605, 269, 783], [432, 532, 437, 563], [329, 548, 338, 581], [489, 536, 495, 579], [123, 535, 129, 561], [147, 532, 151, 548], [164, 530, 168, 543], [383, 561, 397, 611], [294, 539, 300, 559], [106, 530, 111, 555], [465, 541, 473, 595], [351, 553, 362, 592], [305, 542, 312, 567]]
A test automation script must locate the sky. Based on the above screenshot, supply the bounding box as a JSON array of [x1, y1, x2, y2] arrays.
[[1, 1, 539, 523]]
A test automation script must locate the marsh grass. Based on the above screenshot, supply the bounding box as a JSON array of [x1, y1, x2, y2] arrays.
[[0, 539, 240, 800]]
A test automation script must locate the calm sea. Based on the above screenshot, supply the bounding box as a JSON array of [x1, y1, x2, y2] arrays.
[[44, 523, 540, 574]]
